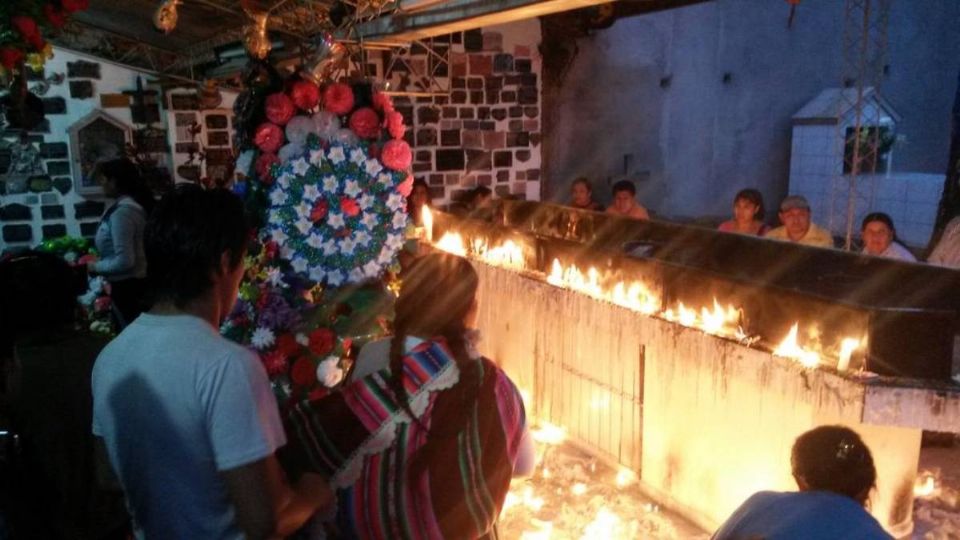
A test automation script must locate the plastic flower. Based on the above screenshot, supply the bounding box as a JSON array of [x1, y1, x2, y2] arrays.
[[61, 0, 90, 13], [372, 91, 394, 113], [290, 357, 316, 387], [308, 328, 336, 357], [398, 175, 414, 197], [43, 5, 67, 28], [0, 48, 24, 70], [381, 139, 412, 171], [265, 93, 296, 125], [386, 111, 405, 139], [290, 80, 321, 110], [262, 350, 288, 376], [254, 122, 284, 153], [251, 327, 276, 349], [310, 200, 328, 222], [275, 333, 301, 357], [255, 152, 280, 183], [349, 107, 381, 139], [323, 83, 355, 115], [317, 357, 344, 387], [341, 197, 360, 217]]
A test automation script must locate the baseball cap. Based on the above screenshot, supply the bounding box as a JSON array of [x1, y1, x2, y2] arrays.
[[780, 195, 810, 212]]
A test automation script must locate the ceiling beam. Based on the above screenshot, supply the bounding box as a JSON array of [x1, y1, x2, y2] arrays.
[[353, 0, 614, 41]]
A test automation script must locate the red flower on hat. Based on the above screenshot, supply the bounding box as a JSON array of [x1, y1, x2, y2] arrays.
[[386, 111, 405, 140], [275, 334, 301, 357], [262, 350, 288, 376], [340, 197, 360, 217], [254, 122, 284, 153], [372, 91, 394, 113], [290, 357, 316, 387], [265, 93, 296, 126], [255, 152, 280, 184], [323, 83, 354, 116], [0, 48, 24, 70], [43, 5, 67, 29], [381, 139, 412, 171], [308, 328, 336, 356], [290, 80, 321, 111], [310, 200, 328, 222], [12, 16, 40, 42], [398, 175, 414, 197], [349, 107, 380, 139]]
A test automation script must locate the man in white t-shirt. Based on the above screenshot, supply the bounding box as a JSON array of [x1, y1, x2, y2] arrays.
[[92, 186, 329, 539]]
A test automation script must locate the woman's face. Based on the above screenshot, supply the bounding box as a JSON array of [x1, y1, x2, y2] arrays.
[[98, 174, 117, 198], [863, 220, 893, 255], [572, 183, 591, 207], [733, 198, 758, 223]]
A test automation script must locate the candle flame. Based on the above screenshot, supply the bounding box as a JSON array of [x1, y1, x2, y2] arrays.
[[579, 508, 620, 539], [914, 471, 938, 497], [532, 421, 567, 445], [421, 205, 434, 243], [773, 323, 821, 368], [836, 338, 861, 372], [571, 483, 588, 496], [435, 231, 466, 256], [615, 467, 637, 487]]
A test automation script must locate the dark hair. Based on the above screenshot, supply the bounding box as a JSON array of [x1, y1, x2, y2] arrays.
[[861, 212, 895, 233], [572, 177, 593, 193], [469, 186, 492, 204], [412, 178, 429, 193], [734, 188, 766, 220], [612, 180, 636, 196], [145, 185, 248, 308], [0, 251, 82, 357], [388, 253, 481, 478], [791, 425, 876, 506], [95, 158, 155, 215]]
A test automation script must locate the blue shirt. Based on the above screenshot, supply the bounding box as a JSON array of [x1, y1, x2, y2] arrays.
[[713, 491, 892, 540]]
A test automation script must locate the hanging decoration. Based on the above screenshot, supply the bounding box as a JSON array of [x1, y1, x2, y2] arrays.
[[153, 0, 181, 34], [786, 0, 800, 28], [0, 0, 88, 83], [300, 32, 347, 86], [241, 0, 272, 60]]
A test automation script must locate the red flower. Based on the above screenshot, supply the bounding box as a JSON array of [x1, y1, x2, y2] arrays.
[[398, 175, 414, 197], [349, 107, 380, 139], [386, 111, 405, 140], [275, 334, 301, 357], [43, 4, 67, 29], [254, 122, 284, 153], [255, 152, 280, 184], [340, 197, 360, 217], [372, 91, 394, 113], [290, 80, 321, 111], [308, 328, 336, 356], [342, 338, 353, 354], [263, 241, 279, 259], [265, 93, 296, 126], [94, 296, 111, 313], [61, 0, 89, 13], [381, 139, 412, 171], [12, 16, 40, 42], [323, 83, 354, 115], [367, 144, 380, 159], [0, 48, 24, 70], [290, 357, 316, 387], [310, 200, 328, 222], [262, 350, 288, 376]]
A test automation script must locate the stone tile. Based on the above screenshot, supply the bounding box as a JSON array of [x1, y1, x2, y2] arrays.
[[42, 97, 66, 115], [478, 121, 495, 131], [485, 93, 499, 105], [40, 142, 68, 159], [446, 174, 463, 186], [526, 169, 541, 180], [511, 182, 526, 194], [516, 150, 532, 163], [495, 185, 511, 197], [482, 32, 502, 51], [451, 91, 467, 104], [412, 163, 432, 173], [79, 221, 99, 237], [41, 204, 65, 219], [469, 55, 492, 76], [477, 107, 490, 120], [440, 119, 462, 130], [74, 201, 106, 219], [2, 224, 32, 243], [509, 120, 524, 132], [69, 80, 94, 99], [416, 150, 432, 162], [436, 149, 465, 171], [29, 176, 52, 193], [491, 109, 508, 121], [523, 120, 539, 132], [494, 54, 514, 73], [46, 160, 71, 176], [483, 131, 505, 150], [465, 149, 491, 171], [461, 175, 477, 188], [416, 128, 438, 146], [417, 106, 440, 124], [464, 29, 483, 52], [478, 175, 492, 186], [467, 77, 484, 90], [501, 90, 517, 103], [496, 170, 511, 183], [452, 77, 466, 89], [441, 130, 461, 146], [42, 224, 67, 239], [524, 106, 539, 118], [494, 151, 513, 168], [459, 107, 475, 120], [462, 130, 482, 148], [485, 76, 503, 91], [469, 91, 484, 105], [518, 87, 538, 105], [429, 174, 445, 186], [506, 132, 530, 147], [0, 204, 31, 221], [514, 45, 531, 57], [515, 58, 532, 73], [67, 60, 100, 79], [509, 106, 523, 118], [442, 106, 458, 119]]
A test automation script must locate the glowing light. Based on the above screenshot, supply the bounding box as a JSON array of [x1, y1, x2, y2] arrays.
[[571, 483, 588, 496], [547, 258, 660, 314], [520, 519, 554, 540], [531, 421, 567, 445], [836, 338, 861, 372], [579, 508, 620, 539], [541, 467, 551, 479], [435, 231, 466, 256], [421, 205, 433, 243], [914, 471, 938, 497], [615, 467, 637, 488], [773, 323, 821, 368]]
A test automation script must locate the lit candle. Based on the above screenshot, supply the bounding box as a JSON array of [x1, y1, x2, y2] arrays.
[[422, 205, 434, 243]]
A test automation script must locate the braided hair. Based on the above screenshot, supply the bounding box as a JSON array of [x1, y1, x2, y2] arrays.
[[791, 425, 877, 507], [388, 253, 481, 478]]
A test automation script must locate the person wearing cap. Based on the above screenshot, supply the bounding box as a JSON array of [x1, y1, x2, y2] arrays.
[[765, 195, 834, 248], [860, 212, 916, 262]]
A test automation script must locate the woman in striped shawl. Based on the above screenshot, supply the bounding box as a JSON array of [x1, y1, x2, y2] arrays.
[[282, 253, 535, 539]]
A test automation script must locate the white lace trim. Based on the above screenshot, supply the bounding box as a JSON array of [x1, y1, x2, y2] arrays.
[[329, 359, 461, 489]]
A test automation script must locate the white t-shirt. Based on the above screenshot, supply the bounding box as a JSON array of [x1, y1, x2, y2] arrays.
[[92, 313, 286, 539]]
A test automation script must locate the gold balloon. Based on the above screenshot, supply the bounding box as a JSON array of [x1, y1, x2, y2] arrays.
[[243, 12, 272, 60], [153, 0, 181, 34], [300, 33, 347, 85]]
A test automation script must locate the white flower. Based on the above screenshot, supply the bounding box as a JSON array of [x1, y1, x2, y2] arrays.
[[291, 257, 309, 273], [322, 175, 339, 193], [360, 212, 378, 229], [303, 184, 321, 202], [354, 230, 371, 246], [348, 268, 365, 283], [295, 218, 313, 235], [309, 266, 325, 282], [280, 245, 294, 259], [350, 148, 366, 166], [64, 251, 78, 264], [270, 190, 288, 206], [309, 148, 325, 165], [385, 233, 404, 251], [377, 172, 393, 187], [363, 260, 381, 277], [277, 172, 293, 189], [327, 269, 345, 286], [386, 192, 405, 212], [251, 327, 276, 350], [328, 146, 346, 164], [266, 267, 285, 287], [316, 357, 344, 387], [377, 247, 394, 265], [295, 333, 309, 346], [307, 233, 324, 248], [270, 228, 288, 244], [327, 213, 345, 229], [340, 236, 357, 255], [321, 238, 338, 256], [391, 212, 408, 229], [344, 179, 362, 198], [365, 159, 383, 176], [295, 201, 312, 220], [358, 193, 376, 210], [292, 158, 310, 176]]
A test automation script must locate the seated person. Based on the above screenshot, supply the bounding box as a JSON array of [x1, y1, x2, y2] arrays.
[[765, 195, 834, 247], [570, 177, 604, 211], [860, 212, 916, 262], [713, 425, 891, 540], [605, 180, 650, 220], [283, 253, 536, 539], [928, 215, 960, 268], [718, 188, 769, 236]]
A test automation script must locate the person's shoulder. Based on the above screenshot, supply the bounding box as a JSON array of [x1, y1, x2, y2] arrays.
[[765, 225, 788, 238], [889, 242, 917, 262], [718, 220, 736, 232]]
